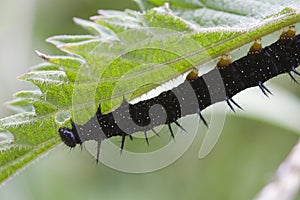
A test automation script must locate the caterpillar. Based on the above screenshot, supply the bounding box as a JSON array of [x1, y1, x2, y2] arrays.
[[59, 27, 300, 161]]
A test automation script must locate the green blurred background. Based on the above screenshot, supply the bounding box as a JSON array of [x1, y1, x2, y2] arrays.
[[0, 0, 300, 199]]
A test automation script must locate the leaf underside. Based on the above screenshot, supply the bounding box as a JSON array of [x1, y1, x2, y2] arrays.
[[0, 0, 300, 184]]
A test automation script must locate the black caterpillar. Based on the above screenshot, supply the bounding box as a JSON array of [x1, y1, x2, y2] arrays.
[[59, 28, 300, 160]]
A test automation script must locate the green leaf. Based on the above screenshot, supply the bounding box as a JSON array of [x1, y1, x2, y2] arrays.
[[0, 0, 300, 184], [46, 35, 98, 47]]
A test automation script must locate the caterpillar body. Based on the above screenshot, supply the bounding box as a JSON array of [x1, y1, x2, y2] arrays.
[[59, 27, 300, 161]]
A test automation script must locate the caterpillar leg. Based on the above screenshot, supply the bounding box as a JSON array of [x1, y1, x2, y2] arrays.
[[144, 131, 149, 145], [226, 97, 243, 113], [288, 72, 299, 84], [96, 141, 101, 163], [168, 123, 175, 140], [129, 135, 133, 141], [151, 128, 160, 137], [174, 120, 187, 133], [120, 132, 126, 153], [292, 66, 300, 76], [197, 108, 208, 127], [258, 81, 272, 97]]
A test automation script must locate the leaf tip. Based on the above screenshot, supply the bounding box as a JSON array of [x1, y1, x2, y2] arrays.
[[45, 36, 56, 45], [16, 73, 25, 81], [73, 17, 83, 24], [89, 16, 98, 22], [57, 45, 67, 51], [35, 50, 50, 61]]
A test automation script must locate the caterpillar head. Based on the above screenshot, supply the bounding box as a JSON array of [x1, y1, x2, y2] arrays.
[[59, 126, 81, 148]]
